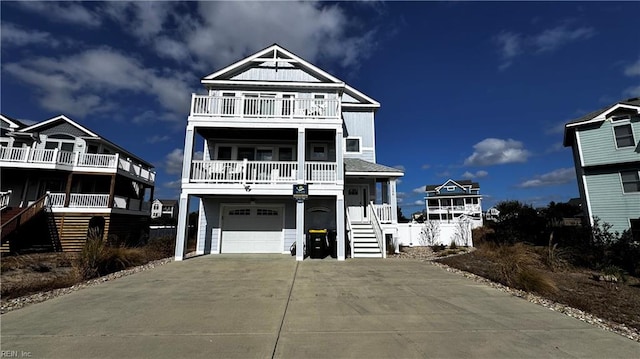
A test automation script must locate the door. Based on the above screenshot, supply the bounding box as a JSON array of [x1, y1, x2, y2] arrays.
[[346, 185, 368, 222], [221, 206, 284, 253]]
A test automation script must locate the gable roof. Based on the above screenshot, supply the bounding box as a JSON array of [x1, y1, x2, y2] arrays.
[[201, 44, 380, 108], [426, 179, 479, 192], [344, 158, 403, 176], [564, 97, 640, 146], [0, 114, 27, 129], [20, 114, 99, 137], [18, 114, 154, 168]]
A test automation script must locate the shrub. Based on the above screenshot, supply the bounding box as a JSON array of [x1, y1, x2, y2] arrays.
[[144, 235, 176, 260], [472, 226, 494, 246], [449, 240, 458, 250]]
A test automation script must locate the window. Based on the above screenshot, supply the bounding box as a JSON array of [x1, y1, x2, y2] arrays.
[[238, 147, 255, 161], [217, 146, 232, 160], [278, 147, 293, 161], [614, 124, 635, 148], [345, 138, 360, 153], [256, 148, 274, 161], [621, 171, 640, 193], [310, 144, 327, 160], [257, 208, 278, 216], [229, 209, 250, 216]]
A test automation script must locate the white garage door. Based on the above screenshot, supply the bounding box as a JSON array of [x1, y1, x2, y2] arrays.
[[221, 206, 283, 253]]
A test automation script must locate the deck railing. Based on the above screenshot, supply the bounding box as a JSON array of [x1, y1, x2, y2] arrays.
[[305, 162, 337, 183], [48, 193, 149, 211], [373, 204, 393, 224], [428, 204, 481, 212], [368, 202, 386, 258], [0, 146, 155, 183], [191, 160, 298, 184], [191, 94, 340, 119]]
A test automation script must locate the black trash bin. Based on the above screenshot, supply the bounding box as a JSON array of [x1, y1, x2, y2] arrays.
[[307, 229, 328, 258], [328, 229, 337, 258]]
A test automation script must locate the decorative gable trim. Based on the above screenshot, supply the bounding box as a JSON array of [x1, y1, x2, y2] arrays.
[[342, 85, 380, 108], [0, 114, 24, 129], [202, 44, 344, 85], [19, 115, 98, 138]]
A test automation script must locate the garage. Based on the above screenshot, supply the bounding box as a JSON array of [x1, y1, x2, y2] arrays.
[[220, 206, 284, 253]]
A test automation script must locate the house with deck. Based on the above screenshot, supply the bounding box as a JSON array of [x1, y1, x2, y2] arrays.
[[424, 179, 483, 228], [0, 114, 156, 253], [174, 44, 403, 260], [151, 199, 178, 219], [563, 97, 640, 239]]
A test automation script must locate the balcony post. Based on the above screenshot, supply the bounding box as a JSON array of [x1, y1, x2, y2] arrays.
[[181, 124, 195, 183], [74, 151, 80, 166], [23, 147, 30, 162], [174, 193, 191, 261], [64, 173, 73, 207], [336, 193, 345, 261], [53, 148, 59, 164], [297, 128, 305, 183], [108, 174, 116, 208], [335, 128, 343, 185], [389, 178, 398, 224]]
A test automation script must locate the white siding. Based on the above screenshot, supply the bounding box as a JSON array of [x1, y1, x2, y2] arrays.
[[230, 67, 323, 82], [283, 228, 296, 253]]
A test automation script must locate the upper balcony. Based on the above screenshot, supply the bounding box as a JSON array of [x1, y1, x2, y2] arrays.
[[190, 94, 341, 124], [427, 204, 482, 213], [0, 147, 155, 185]]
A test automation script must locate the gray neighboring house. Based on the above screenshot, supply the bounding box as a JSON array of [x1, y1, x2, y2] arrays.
[[151, 199, 178, 219], [563, 97, 640, 239]]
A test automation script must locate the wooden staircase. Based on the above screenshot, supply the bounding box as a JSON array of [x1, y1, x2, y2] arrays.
[[350, 222, 382, 258]]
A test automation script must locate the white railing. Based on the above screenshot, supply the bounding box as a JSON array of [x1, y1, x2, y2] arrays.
[[346, 210, 354, 258], [69, 194, 109, 208], [0, 190, 12, 209], [368, 202, 386, 258], [428, 204, 482, 213], [0, 147, 29, 161], [191, 94, 340, 119], [30, 148, 57, 163], [47, 193, 67, 207], [1, 146, 155, 183], [190, 160, 298, 184], [373, 204, 393, 224], [77, 153, 117, 168], [305, 162, 337, 183]]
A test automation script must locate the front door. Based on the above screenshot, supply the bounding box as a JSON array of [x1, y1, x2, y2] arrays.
[[346, 185, 368, 222]]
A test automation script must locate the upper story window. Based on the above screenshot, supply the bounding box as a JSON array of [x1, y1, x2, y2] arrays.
[[310, 143, 327, 161], [45, 134, 75, 152], [614, 124, 635, 148], [345, 138, 361, 153], [621, 170, 640, 193]]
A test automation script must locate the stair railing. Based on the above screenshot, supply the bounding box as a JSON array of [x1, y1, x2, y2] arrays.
[[1, 193, 49, 241], [345, 210, 354, 258], [368, 202, 386, 258]]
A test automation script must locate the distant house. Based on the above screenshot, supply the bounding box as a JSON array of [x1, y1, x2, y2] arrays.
[[563, 97, 640, 239], [1, 114, 155, 253], [484, 207, 500, 222], [151, 199, 177, 219], [174, 44, 404, 261], [424, 179, 483, 228]]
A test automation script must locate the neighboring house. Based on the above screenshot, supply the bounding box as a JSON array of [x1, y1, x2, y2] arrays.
[[424, 179, 483, 228], [0, 114, 156, 253], [563, 97, 640, 239], [151, 199, 178, 219], [174, 44, 403, 261], [484, 207, 500, 222]]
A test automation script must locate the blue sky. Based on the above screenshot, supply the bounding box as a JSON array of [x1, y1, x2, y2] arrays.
[[2, 1, 639, 214]]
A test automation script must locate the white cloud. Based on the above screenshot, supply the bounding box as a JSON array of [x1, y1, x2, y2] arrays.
[[624, 57, 640, 77], [494, 24, 594, 70], [4, 48, 192, 119], [393, 165, 406, 171], [164, 180, 182, 189], [17, 1, 102, 28], [413, 200, 425, 206], [412, 185, 426, 194], [0, 23, 59, 47], [164, 148, 203, 175], [421, 164, 431, 170], [517, 168, 576, 188], [624, 85, 640, 98], [533, 26, 594, 53], [464, 138, 530, 166], [146, 135, 171, 144], [461, 170, 489, 179], [436, 171, 451, 177]]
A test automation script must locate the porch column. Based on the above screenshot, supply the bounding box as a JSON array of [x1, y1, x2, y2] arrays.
[[295, 199, 305, 261], [108, 174, 116, 208], [335, 128, 343, 184], [381, 180, 389, 204], [196, 199, 206, 255], [336, 193, 345, 260], [174, 193, 191, 261], [182, 124, 196, 182], [389, 178, 398, 224], [63, 173, 73, 207], [297, 128, 305, 183]]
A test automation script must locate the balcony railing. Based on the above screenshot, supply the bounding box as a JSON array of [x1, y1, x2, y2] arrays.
[[0, 147, 155, 183], [305, 162, 337, 183], [47, 193, 149, 212], [191, 160, 298, 184], [427, 204, 482, 212], [191, 94, 340, 119]]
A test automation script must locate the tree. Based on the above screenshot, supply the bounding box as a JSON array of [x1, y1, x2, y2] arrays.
[[419, 220, 440, 247], [397, 207, 410, 223], [454, 215, 472, 247]]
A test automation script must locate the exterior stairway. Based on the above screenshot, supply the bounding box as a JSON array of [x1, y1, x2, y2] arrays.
[[350, 222, 383, 258]]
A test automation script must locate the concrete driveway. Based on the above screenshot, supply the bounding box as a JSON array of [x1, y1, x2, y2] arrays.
[[1, 255, 638, 358]]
